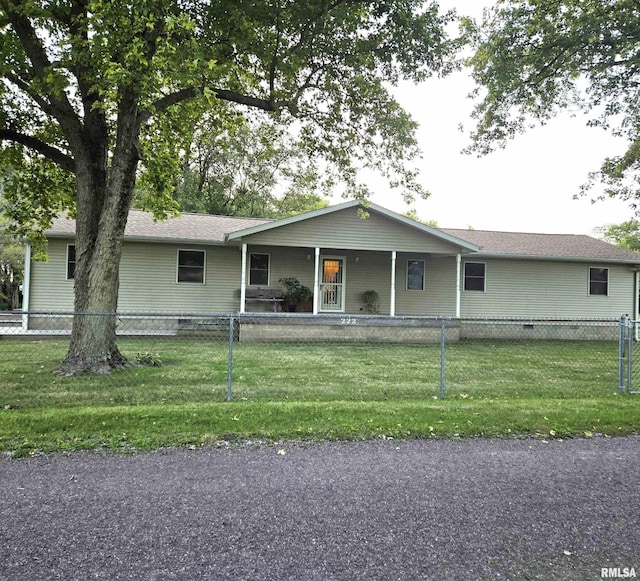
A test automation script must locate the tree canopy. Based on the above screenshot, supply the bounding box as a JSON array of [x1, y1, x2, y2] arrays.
[[1, 0, 459, 243], [599, 220, 640, 252], [0, 0, 460, 373], [133, 113, 330, 219], [0, 218, 23, 310], [466, 0, 640, 204]]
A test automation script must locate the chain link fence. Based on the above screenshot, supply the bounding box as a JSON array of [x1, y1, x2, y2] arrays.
[[0, 311, 630, 404], [619, 315, 640, 394]]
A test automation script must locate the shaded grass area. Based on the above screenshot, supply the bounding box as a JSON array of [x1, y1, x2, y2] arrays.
[[0, 338, 637, 456]]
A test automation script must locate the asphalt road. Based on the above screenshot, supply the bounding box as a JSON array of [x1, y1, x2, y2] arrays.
[[1, 436, 639, 581]]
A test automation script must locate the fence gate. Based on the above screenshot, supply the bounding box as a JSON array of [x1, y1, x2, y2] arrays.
[[619, 315, 640, 394]]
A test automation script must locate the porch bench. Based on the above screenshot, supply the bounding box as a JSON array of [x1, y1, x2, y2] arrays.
[[239, 287, 285, 312]]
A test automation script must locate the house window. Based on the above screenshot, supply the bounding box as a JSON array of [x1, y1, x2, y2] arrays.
[[407, 260, 425, 291], [177, 250, 205, 284], [67, 245, 76, 280], [589, 267, 609, 296], [249, 253, 270, 286], [464, 262, 486, 292]]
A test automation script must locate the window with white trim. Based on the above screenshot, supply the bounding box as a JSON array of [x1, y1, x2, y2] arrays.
[[464, 262, 486, 292], [177, 250, 205, 283], [249, 253, 270, 286], [406, 260, 425, 291], [67, 245, 76, 280], [589, 267, 608, 296]]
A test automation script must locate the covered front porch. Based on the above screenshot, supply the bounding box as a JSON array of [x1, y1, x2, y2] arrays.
[[224, 200, 479, 318], [237, 244, 466, 318]]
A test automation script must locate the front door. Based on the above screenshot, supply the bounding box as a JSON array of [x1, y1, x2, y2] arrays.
[[320, 257, 345, 312]]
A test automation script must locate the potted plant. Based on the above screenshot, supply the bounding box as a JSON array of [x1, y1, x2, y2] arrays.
[[279, 276, 312, 312], [362, 290, 380, 314]]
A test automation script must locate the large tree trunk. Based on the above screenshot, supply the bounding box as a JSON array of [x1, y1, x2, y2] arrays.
[[56, 199, 129, 375], [56, 101, 140, 376]]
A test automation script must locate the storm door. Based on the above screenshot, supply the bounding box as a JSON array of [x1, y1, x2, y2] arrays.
[[320, 257, 345, 312]]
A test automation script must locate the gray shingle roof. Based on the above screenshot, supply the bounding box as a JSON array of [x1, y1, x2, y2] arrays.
[[442, 229, 640, 263], [46, 208, 640, 263], [47, 210, 272, 244]]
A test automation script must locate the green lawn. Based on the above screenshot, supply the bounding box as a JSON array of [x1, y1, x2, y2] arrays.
[[0, 338, 637, 456]]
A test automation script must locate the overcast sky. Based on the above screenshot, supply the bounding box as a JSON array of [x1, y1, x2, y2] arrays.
[[335, 0, 636, 236]]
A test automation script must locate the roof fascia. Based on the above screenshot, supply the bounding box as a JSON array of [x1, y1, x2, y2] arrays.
[[123, 236, 226, 245], [44, 232, 227, 246], [43, 232, 75, 239], [470, 252, 640, 265]]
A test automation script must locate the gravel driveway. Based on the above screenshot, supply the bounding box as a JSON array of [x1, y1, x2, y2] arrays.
[[1, 436, 639, 581]]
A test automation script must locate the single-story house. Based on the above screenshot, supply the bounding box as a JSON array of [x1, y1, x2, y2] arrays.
[[18, 200, 640, 339]]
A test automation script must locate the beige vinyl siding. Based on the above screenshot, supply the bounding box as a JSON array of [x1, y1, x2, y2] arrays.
[[30, 239, 243, 313], [341, 251, 392, 315], [240, 206, 464, 254], [256, 250, 457, 316], [31, 240, 635, 319], [248, 247, 394, 314], [30, 238, 75, 311], [244, 246, 315, 312], [461, 258, 635, 318], [394, 255, 458, 316], [118, 242, 240, 312], [246, 246, 315, 291]]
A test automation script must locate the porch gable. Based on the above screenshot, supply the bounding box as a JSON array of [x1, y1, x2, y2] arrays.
[[226, 201, 478, 255]]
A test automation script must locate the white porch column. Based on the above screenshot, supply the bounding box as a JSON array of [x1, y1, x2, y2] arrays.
[[22, 242, 31, 330], [456, 253, 462, 318], [390, 250, 396, 317], [313, 247, 320, 315], [240, 243, 247, 314], [635, 269, 639, 341]]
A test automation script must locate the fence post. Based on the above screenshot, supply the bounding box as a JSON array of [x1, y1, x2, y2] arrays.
[[439, 319, 446, 399], [227, 315, 234, 402], [619, 314, 627, 395], [628, 315, 633, 395]]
